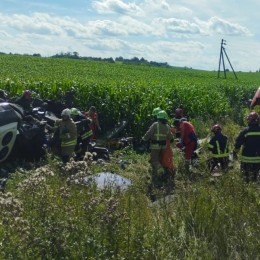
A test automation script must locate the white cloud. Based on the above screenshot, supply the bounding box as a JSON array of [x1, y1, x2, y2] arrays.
[[92, 0, 144, 16], [205, 16, 252, 36]]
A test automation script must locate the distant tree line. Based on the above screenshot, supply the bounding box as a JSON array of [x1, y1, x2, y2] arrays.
[[51, 52, 171, 68], [0, 51, 173, 68]]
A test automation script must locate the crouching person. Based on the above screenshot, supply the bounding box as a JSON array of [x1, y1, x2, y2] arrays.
[[55, 108, 77, 163], [142, 110, 173, 191]]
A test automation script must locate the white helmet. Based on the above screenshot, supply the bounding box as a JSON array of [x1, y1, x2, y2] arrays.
[[61, 108, 71, 117]]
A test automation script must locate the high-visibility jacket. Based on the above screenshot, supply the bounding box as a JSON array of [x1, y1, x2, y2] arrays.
[[208, 133, 229, 158], [74, 116, 93, 140], [142, 121, 173, 150], [56, 118, 77, 155], [234, 124, 260, 163]]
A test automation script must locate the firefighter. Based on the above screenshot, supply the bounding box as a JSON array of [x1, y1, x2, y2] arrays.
[[55, 108, 77, 163], [233, 112, 260, 182], [174, 118, 198, 174], [15, 90, 33, 114], [70, 107, 93, 159], [142, 110, 173, 188], [207, 124, 229, 172]]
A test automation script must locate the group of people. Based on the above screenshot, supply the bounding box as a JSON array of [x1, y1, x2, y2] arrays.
[[55, 106, 101, 163], [142, 106, 198, 191], [143, 105, 260, 191], [1, 89, 101, 164]]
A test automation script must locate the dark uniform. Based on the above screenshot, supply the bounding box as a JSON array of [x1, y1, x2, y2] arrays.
[[73, 114, 93, 158], [208, 130, 229, 172], [234, 112, 260, 182]]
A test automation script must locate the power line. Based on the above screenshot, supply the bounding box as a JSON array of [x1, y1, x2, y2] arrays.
[[218, 39, 238, 79]]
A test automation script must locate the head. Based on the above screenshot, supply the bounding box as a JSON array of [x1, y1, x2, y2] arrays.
[[157, 110, 168, 124], [61, 108, 71, 120], [211, 124, 222, 134], [175, 107, 184, 119], [152, 107, 161, 120], [70, 107, 80, 118], [23, 90, 32, 99], [247, 112, 259, 125], [89, 106, 96, 113]]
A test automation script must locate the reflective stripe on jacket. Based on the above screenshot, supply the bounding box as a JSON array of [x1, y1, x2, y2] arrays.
[[143, 121, 173, 150], [234, 124, 260, 163], [208, 133, 229, 158]]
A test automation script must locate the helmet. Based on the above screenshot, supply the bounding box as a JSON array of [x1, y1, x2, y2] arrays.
[[157, 110, 168, 120], [211, 124, 222, 133], [23, 90, 31, 98], [61, 108, 71, 117], [152, 107, 161, 116], [70, 107, 80, 116], [247, 112, 259, 124]]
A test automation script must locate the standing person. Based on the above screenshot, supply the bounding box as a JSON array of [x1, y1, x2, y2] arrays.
[[85, 106, 101, 140], [70, 108, 93, 159], [15, 90, 33, 114], [207, 124, 229, 172], [174, 118, 198, 174], [233, 112, 260, 182], [55, 108, 77, 163], [142, 110, 173, 188]]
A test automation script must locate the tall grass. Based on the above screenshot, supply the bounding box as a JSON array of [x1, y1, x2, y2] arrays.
[[1, 149, 259, 259]]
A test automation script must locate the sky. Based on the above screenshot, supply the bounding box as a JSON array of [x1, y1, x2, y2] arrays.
[[0, 0, 259, 72]]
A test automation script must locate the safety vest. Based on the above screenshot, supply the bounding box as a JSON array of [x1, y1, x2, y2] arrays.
[[143, 122, 173, 150]]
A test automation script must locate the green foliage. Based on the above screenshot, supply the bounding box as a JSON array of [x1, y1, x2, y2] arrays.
[[0, 54, 259, 139], [1, 151, 259, 259]]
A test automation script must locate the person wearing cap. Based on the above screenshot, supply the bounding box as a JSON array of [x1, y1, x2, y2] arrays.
[[233, 112, 260, 182], [207, 124, 229, 172], [174, 118, 197, 174], [142, 110, 173, 189], [70, 107, 93, 159], [15, 90, 33, 113], [55, 108, 77, 163]]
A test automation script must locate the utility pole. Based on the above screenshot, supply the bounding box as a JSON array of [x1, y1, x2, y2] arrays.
[[218, 39, 238, 79]]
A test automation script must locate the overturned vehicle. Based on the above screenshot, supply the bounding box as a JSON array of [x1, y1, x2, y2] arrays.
[[0, 102, 47, 164]]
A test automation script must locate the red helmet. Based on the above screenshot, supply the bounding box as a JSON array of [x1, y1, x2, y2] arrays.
[[23, 90, 32, 98], [247, 112, 259, 124], [211, 124, 222, 133]]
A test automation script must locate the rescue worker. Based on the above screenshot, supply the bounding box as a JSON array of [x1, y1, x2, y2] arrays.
[[70, 107, 93, 159], [15, 90, 33, 114], [174, 118, 198, 174], [85, 106, 101, 140], [233, 112, 260, 182], [207, 124, 229, 172], [142, 110, 173, 188], [55, 108, 77, 163]]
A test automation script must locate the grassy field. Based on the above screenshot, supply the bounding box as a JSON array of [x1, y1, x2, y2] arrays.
[[0, 54, 260, 259]]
